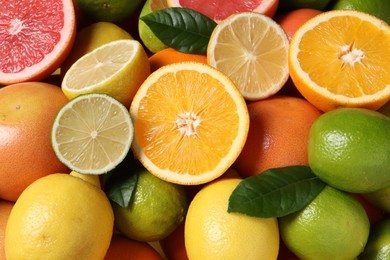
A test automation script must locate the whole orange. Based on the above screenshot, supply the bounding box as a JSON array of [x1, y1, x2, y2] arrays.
[[0, 82, 69, 202], [148, 48, 207, 72], [159, 221, 188, 260], [104, 234, 163, 260], [0, 200, 13, 260], [233, 95, 322, 177], [274, 8, 322, 41]]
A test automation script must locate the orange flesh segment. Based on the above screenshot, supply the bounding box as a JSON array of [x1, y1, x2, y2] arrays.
[[135, 70, 240, 176], [298, 16, 390, 98]]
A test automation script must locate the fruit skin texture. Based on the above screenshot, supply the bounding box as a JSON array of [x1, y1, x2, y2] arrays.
[[0, 200, 14, 260], [104, 234, 163, 260], [279, 185, 370, 260], [274, 8, 322, 41], [5, 173, 114, 259], [233, 95, 322, 177], [360, 217, 390, 259], [185, 178, 279, 260], [149, 48, 207, 72], [138, 0, 169, 53], [112, 168, 188, 242], [0, 82, 69, 202], [363, 186, 390, 214], [308, 107, 390, 193]]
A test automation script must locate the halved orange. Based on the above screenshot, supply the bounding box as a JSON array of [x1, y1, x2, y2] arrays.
[[289, 10, 390, 112], [130, 62, 249, 185], [207, 12, 290, 101]]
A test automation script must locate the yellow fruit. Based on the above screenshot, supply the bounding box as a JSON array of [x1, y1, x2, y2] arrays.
[[51, 93, 134, 175], [62, 39, 150, 108], [5, 172, 114, 259], [184, 178, 279, 259], [130, 62, 249, 185], [279, 185, 370, 259], [207, 12, 289, 101], [61, 21, 133, 77], [112, 167, 188, 242], [289, 10, 390, 112]]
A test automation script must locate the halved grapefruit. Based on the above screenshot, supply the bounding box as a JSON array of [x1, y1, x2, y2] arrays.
[[0, 0, 76, 85], [166, 0, 279, 22]]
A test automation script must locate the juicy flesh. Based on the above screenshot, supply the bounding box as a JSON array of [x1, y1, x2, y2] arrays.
[[65, 42, 136, 89], [178, 0, 262, 21], [212, 16, 288, 97], [56, 96, 132, 171], [298, 16, 390, 97], [135, 70, 240, 175], [0, 1, 64, 73]]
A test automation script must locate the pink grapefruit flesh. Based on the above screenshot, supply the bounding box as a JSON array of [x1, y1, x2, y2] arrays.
[[0, 0, 76, 85], [167, 0, 279, 22]]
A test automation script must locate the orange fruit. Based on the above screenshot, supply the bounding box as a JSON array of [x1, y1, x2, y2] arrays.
[[149, 48, 207, 72], [166, 0, 279, 22], [0, 0, 76, 85], [104, 234, 163, 260], [233, 95, 322, 178], [159, 221, 188, 260], [0, 82, 69, 202], [207, 12, 290, 101], [353, 194, 385, 225], [0, 200, 14, 260], [130, 62, 249, 185], [289, 10, 390, 112], [274, 8, 323, 41]]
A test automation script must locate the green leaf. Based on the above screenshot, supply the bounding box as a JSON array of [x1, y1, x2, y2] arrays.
[[103, 156, 141, 208], [228, 166, 326, 218], [140, 7, 217, 54]]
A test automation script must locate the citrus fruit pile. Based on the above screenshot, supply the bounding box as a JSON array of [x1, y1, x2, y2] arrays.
[[1, 0, 390, 259]]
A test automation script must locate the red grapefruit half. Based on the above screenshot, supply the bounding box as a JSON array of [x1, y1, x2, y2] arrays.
[[0, 0, 76, 85], [167, 0, 279, 22]]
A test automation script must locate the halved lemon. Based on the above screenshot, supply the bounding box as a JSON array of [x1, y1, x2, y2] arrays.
[[62, 39, 150, 108], [51, 93, 134, 174], [207, 12, 290, 101], [289, 10, 390, 112], [130, 62, 249, 185]]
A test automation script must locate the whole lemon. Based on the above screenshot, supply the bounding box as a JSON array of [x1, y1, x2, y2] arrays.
[[184, 178, 279, 260], [308, 107, 390, 193], [5, 172, 114, 259], [279, 185, 370, 260]]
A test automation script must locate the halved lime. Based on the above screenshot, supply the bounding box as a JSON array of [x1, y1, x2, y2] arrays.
[[51, 93, 134, 174]]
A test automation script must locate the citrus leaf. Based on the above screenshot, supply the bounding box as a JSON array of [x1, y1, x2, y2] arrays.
[[228, 166, 326, 218], [103, 156, 141, 208], [140, 7, 217, 54]]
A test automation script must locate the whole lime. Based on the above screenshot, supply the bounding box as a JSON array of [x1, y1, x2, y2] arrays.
[[76, 0, 145, 22], [279, 185, 370, 259], [138, 0, 168, 53], [112, 167, 188, 242], [330, 0, 390, 24], [308, 107, 390, 193], [360, 218, 390, 259], [5, 172, 114, 259], [185, 178, 279, 260]]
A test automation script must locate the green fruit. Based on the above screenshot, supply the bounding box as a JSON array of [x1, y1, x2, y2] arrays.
[[360, 218, 390, 259], [279, 0, 332, 11], [138, 0, 168, 53], [308, 107, 390, 193], [363, 185, 390, 213], [76, 0, 145, 23], [330, 0, 390, 24], [279, 185, 370, 260], [112, 167, 188, 242]]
